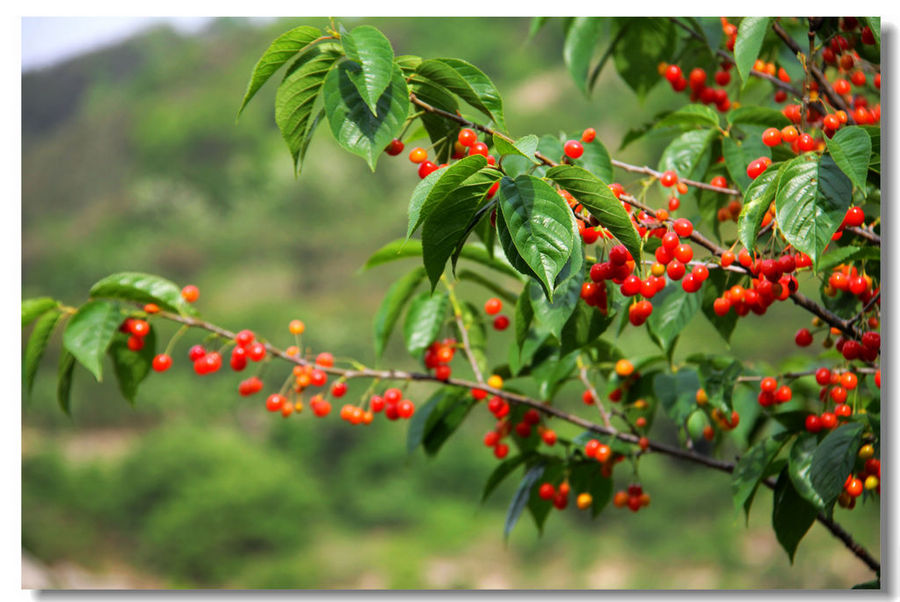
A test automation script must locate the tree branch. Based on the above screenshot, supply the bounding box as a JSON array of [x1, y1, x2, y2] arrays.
[[151, 307, 880, 574]]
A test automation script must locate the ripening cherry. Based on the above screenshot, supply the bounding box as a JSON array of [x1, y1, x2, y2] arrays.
[[457, 128, 477, 147], [235, 329, 255, 347], [266, 394, 286, 412], [310, 369, 327, 387], [798, 134, 817, 152], [539, 483, 555, 500], [834, 403, 852, 418], [397, 399, 415, 419], [230, 346, 247, 371], [188, 345, 206, 362], [331, 382, 347, 398], [795, 328, 813, 347], [468, 141, 489, 157], [659, 170, 678, 187], [584, 439, 601, 458], [746, 158, 767, 179], [542, 429, 557, 446], [125, 335, 143, 351], [238, 376, 263, 396], [666, 260, 686, 281], [664, 64, 682, 83], [846, 478, 863, 497], [673, 244, 693, 264], [311, 397, 331, 417], [613, 491, 629, 508], [152, 354, 172, 372], [668, 196, 680, 211], [843, 206, 865, 228], [181, 285, 199, 303], [385, 139, 405, 156], [781, 126, 799, 143], [409, 147, 428, 164], [564, 140, 584, 159], [762, 128, 782, 147], [713, 297, 731, 316], [581, 128, 596, 143], [820, 412, 837, 430], [493, 443, 509, 459], [247, 342, 266, 362], [418, 161, 439, 179], [484, 297, 502, 315], [805, 414, 822, 433], [673, 218, 693, 238], [775, 385, 792, 403], [834, 79, 851, 95]]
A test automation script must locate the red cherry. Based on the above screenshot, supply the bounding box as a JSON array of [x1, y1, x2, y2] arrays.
[[188, 345, 206, 362], [805, 414, 822, 433], [659, 170, 678, 187], [418, 161, 439, 179], [564, 140, 584, 159], [247, 342, 266, 362], [181, 285, 199, 303], [385, 139, 405, 156], [457, 128, 477, 147], [493, 315, 510, 330], [581, 128, 596, 143], [762, 128, 782, 147], [152, 354, 172, 372], [230, 346, 248, 371], [331, 382, 347, 398], [795, 328, 813, 346]]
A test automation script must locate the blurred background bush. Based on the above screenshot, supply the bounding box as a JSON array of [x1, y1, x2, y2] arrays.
[[21, 17, 878, 588]]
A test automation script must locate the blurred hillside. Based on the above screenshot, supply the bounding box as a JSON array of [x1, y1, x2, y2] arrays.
[[22, 17, 878, 589]]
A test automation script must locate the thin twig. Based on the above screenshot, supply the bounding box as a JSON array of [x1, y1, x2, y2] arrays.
[[576, 357, 614, 431]]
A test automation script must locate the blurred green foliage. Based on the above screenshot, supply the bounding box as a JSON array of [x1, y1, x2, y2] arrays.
[[22, 17, 878, 588]]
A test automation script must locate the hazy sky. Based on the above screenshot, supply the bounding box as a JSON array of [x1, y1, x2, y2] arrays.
[[21, 17, 216, 71]]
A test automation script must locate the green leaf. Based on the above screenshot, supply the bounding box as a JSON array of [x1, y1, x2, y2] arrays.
[[734, 17, 771, 87], [611, 18, 673, 99], [578, 139, 614, 183], [108, 329, 156, 404], [417, 58, 507, 132], [322, 60, 410, 171], [497, 175, 574, 299], [90, 272, 195, 316], [809, 422, 864, 507], [275, 50, 339, 174], [825, 126, 872, 194], [657, 128, 716, 183], [57, 350, 76, 416], [238, 25, 323, 115], [864, 17, 880, 50], [492, 134, 539, 163], [732, 432, 790, 518], [646, 285, 702, 356], [406, 386, 473, 454], [23, 308, 64, 398], [772, 469, 818, 563], [526, 275, 581, 344], [564, 17, 602, 95], [340, 25, 394, 116], [788, 433, 827, 511], [546, 165, 642, 262], [422, 172, 499, 291], [723, 127, 771, 193], [372, 268, 426, 359], [852, 579, 880, 590], [653, 369, 701, 425], [817, 245, 879, 275], [362, 238, 520, 279], [654, 104, 720, 131], [727, 106, 790, 128], [408, 154, 488, 239], [559, 296, 615, 355], [62, 300, 122, 382], [504, 462, 545, 539], [22, 297, 59, 328], [775, 155, 853, 268], [403, 291, 450, 358], [737, 162, 781, 252], [456, 270, 517, 305], [482, 454, 531, 502], [408, 73, 460, 164]]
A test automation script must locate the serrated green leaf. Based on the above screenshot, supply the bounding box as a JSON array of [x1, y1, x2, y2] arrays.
[[322, 60, 409, 171], [417, 58, 507, 132], [776, 154, 853, 268], [23, 308, 64, 398], [422, 172, 499, 291], [108, 329, 156, 404], [408, 154, 488, 239], [809, 422, 864, 507], [275, 50, 339, 174], [611, 18, 673, 99], [864, 17, 880, 50], [497, 175, 574, 299], [738, 162, 781, 252], [568, 460, 614, 517], [559, 296, 615, 355], [564, 17, 602, 95], [657, 128, 716, 184], [526, 275, 581, 344], [505, 462, 545, 539], [341, 25, 394, 116], [362, 238, 520, 279], [826, 126, 872, 194], [816, 245, 879, 274], [408, 73, 460, 164], [788, 433, 827, 511], [57, 350, 76, 416], [734, 17, 771, 87], [403, 291, 450, 358], [238, 25, 323, 115], [700, 269, 740, 344], [62, 300, 122, 382], [772, 469, 818, 563], [492, 134, 539, 163], [372, 267, 426, 359], [732, 432, 790, 519], [647, 285, 702, 356], [22, 297, 59, 328], [578, 139, 614, 183], [654, 104, 720, 131], [545, 165, 642, 263], [408, 387, 475, 456], [727, 106, 790, 128], [90, 272, 195, 316]]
